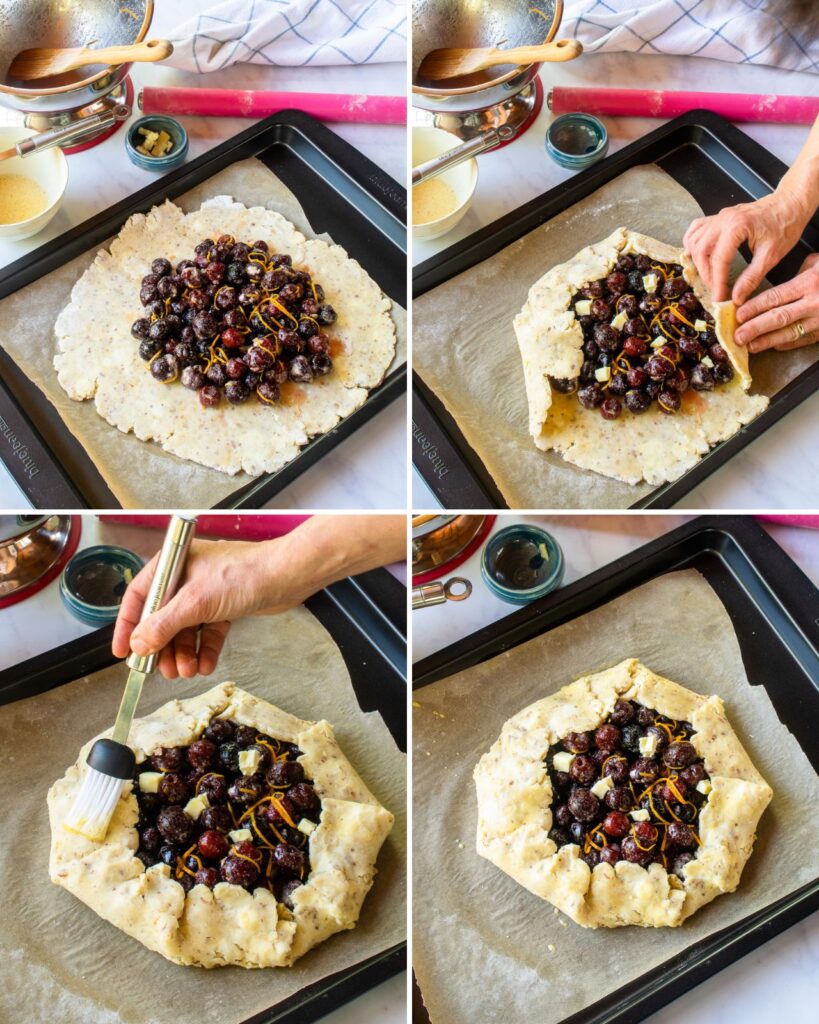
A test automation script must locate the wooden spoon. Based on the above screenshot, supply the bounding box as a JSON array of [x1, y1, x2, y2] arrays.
[[418, 38, 582, 82], [9, 39, 173, 82]]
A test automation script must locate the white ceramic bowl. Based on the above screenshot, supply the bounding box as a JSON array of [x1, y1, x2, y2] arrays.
[[412, 126, 477, 241], [0, 128, 68, 241]]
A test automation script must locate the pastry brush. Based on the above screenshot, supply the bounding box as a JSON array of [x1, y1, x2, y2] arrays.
[[65, 514, 197, 841]]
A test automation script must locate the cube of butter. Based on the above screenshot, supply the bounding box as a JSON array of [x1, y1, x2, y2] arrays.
[[138, 771, 163, 794]]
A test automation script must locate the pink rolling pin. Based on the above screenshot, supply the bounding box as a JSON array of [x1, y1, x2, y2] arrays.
[[139, 86, 406, 124], [549, 86, 819, 125], [99, 514, 310, 539]]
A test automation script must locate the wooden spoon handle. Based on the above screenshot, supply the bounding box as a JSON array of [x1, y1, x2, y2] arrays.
[[488, 38, 583, 66], [74, 38, 173, 69]]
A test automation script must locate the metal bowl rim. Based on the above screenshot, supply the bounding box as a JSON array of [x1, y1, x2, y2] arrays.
[[0, 0, 153, 97], [412, 0, 561, 97], [0, 515, 54, 545]]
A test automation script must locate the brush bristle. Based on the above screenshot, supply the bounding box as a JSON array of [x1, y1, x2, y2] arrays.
[[64, 765, 127, 841]]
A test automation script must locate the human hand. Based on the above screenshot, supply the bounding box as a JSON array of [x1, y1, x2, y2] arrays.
[[111, 516, 405, 680], [111, 537, 317, 680], [683, 189, 808, 306], [733, 253, 819, 354]]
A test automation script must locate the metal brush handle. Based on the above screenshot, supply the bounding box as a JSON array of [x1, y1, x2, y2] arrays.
[[412, 577, 472, 609], [411, 125, 514, 186], [126, 514, 198, 674], [15, 104, 131, 158]]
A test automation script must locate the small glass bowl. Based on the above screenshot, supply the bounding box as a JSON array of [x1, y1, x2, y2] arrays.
[[125, 115, 188, 172], [545, 113, 608, 170], [481, 524, 565, 605], [60, 545, 144, 626]]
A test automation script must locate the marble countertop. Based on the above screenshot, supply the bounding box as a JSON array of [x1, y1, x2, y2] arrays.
[[412, 52, 819, 509], [412, 513, 819, 1023], [0, 0, 407, 511]]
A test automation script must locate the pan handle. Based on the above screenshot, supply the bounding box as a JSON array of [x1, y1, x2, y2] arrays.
[[412, 125, 514, 186]]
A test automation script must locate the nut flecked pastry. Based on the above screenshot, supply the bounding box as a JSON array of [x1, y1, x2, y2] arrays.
[[474, 659, 772, 927], [48, 682, 394, 967], [54, 196, 396, 477], [513, 228, 769, 485]]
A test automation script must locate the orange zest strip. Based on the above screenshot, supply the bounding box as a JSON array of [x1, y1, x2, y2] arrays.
[[267, 296, 298, 325], [233, 849, 263, 868], [175, 842, 201, 879], [666, 778, 686, 803], [255, 736, 280, 754], [613, 354, 631, 374], [249, 815, 276, 849], [654, 721, 676, 743], [268, 793, 297, 828], [195, 772, 224, 794], [257, 311, 284, 334]]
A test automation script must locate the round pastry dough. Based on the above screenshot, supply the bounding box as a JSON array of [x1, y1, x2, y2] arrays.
[[513, 228, 769, 485], [473, 659, 772, 928], [48, 682, 394, 967], [54, 196, 397, 477]]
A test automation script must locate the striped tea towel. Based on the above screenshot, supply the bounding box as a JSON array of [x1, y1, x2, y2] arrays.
[[165, 0, 407, 73], [563, 0, 819, 73]]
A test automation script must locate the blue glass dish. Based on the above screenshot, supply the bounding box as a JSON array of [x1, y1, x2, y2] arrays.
[[545, 113, 608, 170], [60, 545, 144, 626], [125, 115, 188, 172], [481, 524, 565, 605]]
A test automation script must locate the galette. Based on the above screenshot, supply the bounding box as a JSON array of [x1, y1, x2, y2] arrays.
[[48, 682, 394, 966], [513, 229, 769, 485], [474, 659, 771, 927]]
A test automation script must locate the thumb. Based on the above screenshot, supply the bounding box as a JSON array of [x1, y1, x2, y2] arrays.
[[130, 589, 203, 656], [732, 245, 774, 307]]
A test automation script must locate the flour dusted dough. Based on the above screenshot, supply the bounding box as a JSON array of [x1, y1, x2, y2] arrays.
[[54, 197, 396, 476], [48, 683, 394, 967], [513, 229, 769, 485], [474, 659, 772, 928]]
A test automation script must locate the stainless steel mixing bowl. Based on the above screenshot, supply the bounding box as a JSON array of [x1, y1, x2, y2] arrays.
[[0, 515, 73, 601], [0, 0, 152, 116], [412, 0, 561, 113]]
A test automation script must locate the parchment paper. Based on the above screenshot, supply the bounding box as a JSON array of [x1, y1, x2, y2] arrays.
[[0, 158, 406, 508], [413, 165, 818, 508], [412, 569, 819, 1023], [0, 607, 406, 1024]]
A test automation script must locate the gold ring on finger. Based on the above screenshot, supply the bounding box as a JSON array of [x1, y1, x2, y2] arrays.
[[793, 320, 807, 340]]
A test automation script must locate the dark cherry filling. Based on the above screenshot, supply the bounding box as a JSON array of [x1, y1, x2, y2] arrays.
[[133, 236, 337, 409], [545, 700, 710, 878], [549, 254, 734, 421], [134, 717, 320, 906]]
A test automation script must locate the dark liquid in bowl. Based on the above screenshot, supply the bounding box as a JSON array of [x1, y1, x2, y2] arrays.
[[70, 562, 131, 606], [491, 537, 551, 590]]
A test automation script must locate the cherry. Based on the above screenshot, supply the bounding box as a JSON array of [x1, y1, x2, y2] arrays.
[[602, 811, 630, 838], [198, 829, 230, 861], [594, 724, 621, 751], [568, 788, 600, 821]]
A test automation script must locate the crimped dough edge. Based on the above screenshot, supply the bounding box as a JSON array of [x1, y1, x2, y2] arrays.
[[474, 659, 772, 928], [48, 682, 394, 967]]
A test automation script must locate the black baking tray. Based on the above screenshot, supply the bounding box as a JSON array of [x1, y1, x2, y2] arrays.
[[0, 565, 407, 1024], [412, 110, 819, 509], [0, 110, 406, 509], [412, 515, 819, 1024]]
